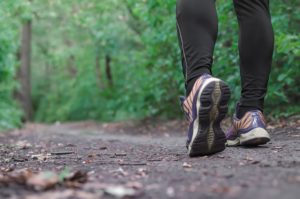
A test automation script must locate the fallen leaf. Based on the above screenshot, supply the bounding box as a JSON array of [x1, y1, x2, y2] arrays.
[[104, 185, 137, 198], [183, 162, 192, 168], [0, 168, 33, 185], [0, 167, 14, 172], [16, 140, 32, 149], [63, 170, 88, 188], [136, 168, 148, 177], [111, 167, 128, 177], [126, 181, 143, 189], [166, 187, 175, 198], [272, 146, 283, 150], [217, 155, 225, 159], [64, 170, 88, 183], [244, 156, 253, 161], [31, 153, 51, 161], [0, 169, 88, 191], [27, 171, 59, 191], [25, 190, 102, 199]]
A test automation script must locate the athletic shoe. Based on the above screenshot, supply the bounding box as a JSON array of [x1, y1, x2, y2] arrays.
[[180, 74, 231, 157], [226, 110, 270, 146]]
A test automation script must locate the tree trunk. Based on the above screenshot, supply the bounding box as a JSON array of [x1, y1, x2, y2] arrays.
[[105, 55, 113, 87], [67, 55, 77, 77], [95, 53, 103, 89], [16, 20, 33, 121]]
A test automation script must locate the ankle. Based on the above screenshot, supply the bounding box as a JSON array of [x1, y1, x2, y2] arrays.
[[186, 73, 211, 96]]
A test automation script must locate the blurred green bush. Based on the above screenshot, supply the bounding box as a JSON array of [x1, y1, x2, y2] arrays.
[[0, 0, 299, 129], [0, 1, 22, 130]]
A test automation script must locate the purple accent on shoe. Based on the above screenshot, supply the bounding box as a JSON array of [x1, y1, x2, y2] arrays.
[[226, 127, 238, 141], [237, 111, 266, 135]]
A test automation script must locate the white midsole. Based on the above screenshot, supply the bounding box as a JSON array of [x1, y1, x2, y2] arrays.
[[226, 139, 240, 147], [239, 128, 270, 144], [226, 128, 270, 146], [188, 78, 221, 153]]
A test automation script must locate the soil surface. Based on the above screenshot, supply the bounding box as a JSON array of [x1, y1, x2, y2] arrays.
[[0, 118, 299, 199]]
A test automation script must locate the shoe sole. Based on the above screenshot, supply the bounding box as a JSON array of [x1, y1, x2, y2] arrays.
[[188, 79, 231, 157], [226, 139, 240, 147], [226, 128, 270, 147], [240, 128, 270, 146]]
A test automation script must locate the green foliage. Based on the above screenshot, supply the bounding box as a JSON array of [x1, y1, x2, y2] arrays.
[[28, 0, 300, 121], [0, 0, 299, 128], [266, 0, 300, 116], [0, 1, 22, 130]]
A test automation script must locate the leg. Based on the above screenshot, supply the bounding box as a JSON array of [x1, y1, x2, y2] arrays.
[[226, 0, 273, 147], [176, 0, 218, 96], [233, 0, 274, 118], [177, 0, 231, 156]]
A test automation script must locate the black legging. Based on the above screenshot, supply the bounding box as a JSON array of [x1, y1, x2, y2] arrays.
[[176, 0, 274, 117]]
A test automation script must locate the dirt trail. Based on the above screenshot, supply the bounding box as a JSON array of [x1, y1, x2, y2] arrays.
[[0, 120, 299, 199]]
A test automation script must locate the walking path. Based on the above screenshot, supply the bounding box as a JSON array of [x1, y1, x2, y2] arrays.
[[0, 120, 299, 199]]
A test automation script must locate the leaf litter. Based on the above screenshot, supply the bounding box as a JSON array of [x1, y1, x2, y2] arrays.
[[0, 168, 143, 198], [0, 168, 87, 191]]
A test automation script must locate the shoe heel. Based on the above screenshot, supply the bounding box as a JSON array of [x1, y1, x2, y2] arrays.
[[189, 129, 226, 157], [212, 81, 230, 150], [217, 81, 231, 122], [189, 81, 230, 157], [188, 79, 231, 157], [240, 128, 270, 146]]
